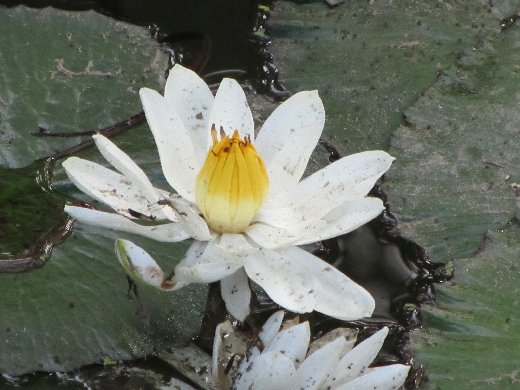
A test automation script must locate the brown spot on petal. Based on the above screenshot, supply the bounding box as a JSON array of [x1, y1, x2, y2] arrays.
[[161, 279, 176, 290], [146, 266, 162, 279]]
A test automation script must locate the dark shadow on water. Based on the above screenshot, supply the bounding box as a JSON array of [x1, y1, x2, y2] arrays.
[[0, 159, 74, 271], [1, 356, 197, 390]]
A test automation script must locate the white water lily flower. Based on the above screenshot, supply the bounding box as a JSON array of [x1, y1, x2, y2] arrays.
[[225, 311, 410, 390], [63, 64, 394, 322]]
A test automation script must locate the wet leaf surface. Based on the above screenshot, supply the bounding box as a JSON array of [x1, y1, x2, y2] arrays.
[[383, 15, 520, 390], [269, 0, 520, 154], [0, 6, 167, 168], [385, 22, 520, 261], [412, 223, 520, 389], [2, 356, 189, 389], [0, 6, 207, 375], [0, 224, 207, 375], [269, 1, 520, 388], [3, 0, 520, 386]]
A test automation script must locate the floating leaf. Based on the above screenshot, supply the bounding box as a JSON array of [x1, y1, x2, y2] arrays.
[[0, 6, 206, 375], [381, 6, 520, 390], [269, 0, 519, 154], [412, 223, 520, 388], [385, 16, 520, 261], [0, 6, 166, 168], [269, 1, 520, 388]]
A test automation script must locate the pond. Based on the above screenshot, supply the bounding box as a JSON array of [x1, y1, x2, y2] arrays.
[[1, 1, 520, 389]]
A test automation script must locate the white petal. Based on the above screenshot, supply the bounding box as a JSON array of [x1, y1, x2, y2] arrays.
[[63, 157, 157, 218], [215, 233, 257, 259], [308, 328, 358, 357], [254, 91, 324, 201], [297, 337, 348, 390], [258, 311, 285, 348], [259, 150, 394, 224], [335, 364, 410, 390], [220, 269, 251, 321], [161, 345, 217, 389], [211, 321, 228, 384], [283, 246, 374, 321], [175, 240, 206, 269], [296, 150, 393, 203], [161, 196, 214, 241], [173, 241, 206, 288], [264, 321, 310, 367], [243, 248, 318, 314], [115, 239, 175, 291], [245, 222, 301, 249], [174, 240, 244, 284], [294, 197, 385, 246], [235, 346, 261, 383], [327, 327, 389, 388], [92, 134, 178, 222], [253, 207, 301, 232], [207, 78, 254, 140], [139, 88, 200, 201], [164, 64, 214, 154], [250, 198, 384, 250], [233, 351, 298, 390], [92, 134, 177, 221], [65, 206, 189, 242], [214, 233, 259, 261], [93, 134, 158, 203]]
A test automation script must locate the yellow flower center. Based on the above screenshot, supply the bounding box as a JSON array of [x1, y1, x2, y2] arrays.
[[195, 125, 269, 233]]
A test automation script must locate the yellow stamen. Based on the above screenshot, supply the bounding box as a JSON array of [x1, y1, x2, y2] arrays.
[[196, 125, 269, 233]]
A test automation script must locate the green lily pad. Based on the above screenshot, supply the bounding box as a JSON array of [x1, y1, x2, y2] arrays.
[[269, 1, 520, 388], [383, 17, 520, 390], [411, 223, 520, 389], [0, 6, 207, 375], [0, 225, 206, 375], [269, 0, 520, 154], [0, 6, 166, 168], [385, 18, 520, 261]]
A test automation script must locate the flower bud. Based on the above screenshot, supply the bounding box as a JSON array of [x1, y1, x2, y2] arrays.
[[196, 126, 269, 233]]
